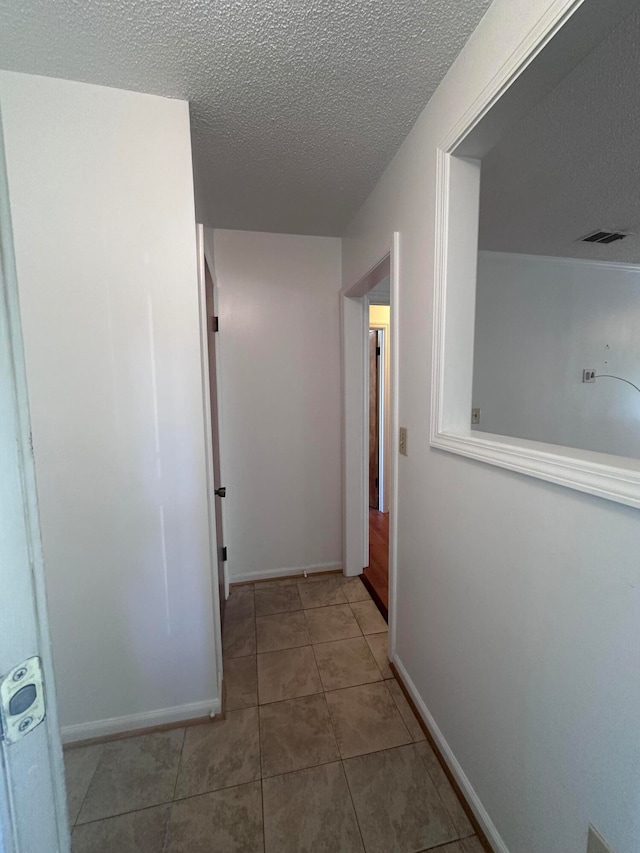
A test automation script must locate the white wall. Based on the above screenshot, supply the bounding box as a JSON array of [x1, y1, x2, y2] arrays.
[[342, 3, 640, 853], [211, 229, 342, 582], [0, 72, 219, 739], [473, 251, 640, 458]]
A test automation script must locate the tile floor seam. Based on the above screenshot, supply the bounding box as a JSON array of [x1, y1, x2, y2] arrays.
[[171, 727, 187, 801], [171, 776, 263, 806], [340, 757, 368, 853], [260, 755, 342, 783], [73, 798, 175, 828], [414, 742, 474, 842], [382, 679, 414, 741], [298, 600, 349, 611], [416, 837, 479, 853], [72, 744, 106, 828], [160, 800, 174, 853]]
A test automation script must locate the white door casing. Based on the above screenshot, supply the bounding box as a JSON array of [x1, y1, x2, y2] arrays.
[[341, 233, 400, 653], [0, 106, 69, 852]]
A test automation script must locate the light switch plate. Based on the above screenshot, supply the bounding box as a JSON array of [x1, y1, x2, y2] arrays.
[[587, 825, 616, 853]]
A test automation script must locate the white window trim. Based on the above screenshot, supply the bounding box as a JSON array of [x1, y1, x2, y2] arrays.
[[430, 0, 640, 511]]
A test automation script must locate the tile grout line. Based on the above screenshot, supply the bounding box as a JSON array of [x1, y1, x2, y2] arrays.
[[71, 743, 107, 830], [416, 835, 480, 853], [340, 758, 368, 853], [257, 664, 267, 853], [171, 727, 187, 801]]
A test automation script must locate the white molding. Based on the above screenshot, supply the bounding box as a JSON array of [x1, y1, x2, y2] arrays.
[[388, 232, 400, 661], [392, 655, 510, 853], [479, 249, 640, 275], [195, 224, 224, 704], [432, 430, 640, 509], [439, 0, 586, 155], [430, 0, 640, 512], [61, 698, 222, 744], [230, 562, 343, 584]]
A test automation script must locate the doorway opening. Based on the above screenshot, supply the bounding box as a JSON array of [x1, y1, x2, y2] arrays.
[[365, 298, 391, 615], [341, 234, 399, 643]]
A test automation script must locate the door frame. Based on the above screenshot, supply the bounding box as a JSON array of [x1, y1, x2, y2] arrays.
[[0, 106, 69, 852], [341, 232, 400, 654], [195, 224, 224, 702]]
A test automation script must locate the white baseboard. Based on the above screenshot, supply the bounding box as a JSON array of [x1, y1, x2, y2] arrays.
[[61, 697, 221, 744], [230, 562, 342, 584], [392, 655, 509, 853]]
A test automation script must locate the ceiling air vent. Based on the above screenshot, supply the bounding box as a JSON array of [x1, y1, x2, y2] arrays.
[[579, 230, 629, 245]]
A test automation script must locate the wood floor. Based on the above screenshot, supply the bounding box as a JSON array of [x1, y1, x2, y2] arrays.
[[363, 509, 389, 616]]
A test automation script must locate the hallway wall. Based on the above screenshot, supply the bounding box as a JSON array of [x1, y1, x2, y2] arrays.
[[0, 71, 219, 739], [210, 229, 342, 582], [342, 2, 640, 853]]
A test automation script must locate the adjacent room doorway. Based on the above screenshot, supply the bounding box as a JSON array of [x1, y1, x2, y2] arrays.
[[365, 298, 391, 614], [341, 234, 399, 644]]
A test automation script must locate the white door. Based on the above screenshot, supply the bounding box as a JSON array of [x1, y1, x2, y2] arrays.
[[0, 111, 69, 851]]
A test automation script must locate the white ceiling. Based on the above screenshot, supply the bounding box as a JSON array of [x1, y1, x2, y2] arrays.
[[0, 0, 492, 236], [479, 5, 640, 263]]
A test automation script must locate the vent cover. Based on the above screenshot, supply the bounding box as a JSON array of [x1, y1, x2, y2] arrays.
[[579, 230, 628, 244]]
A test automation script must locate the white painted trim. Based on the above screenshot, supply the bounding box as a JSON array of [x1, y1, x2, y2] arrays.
[[231, 562, 343, 585], [342, 254, 392, 578], [195, 224, 224, 703], [479, 249, 640, 275], [432, 430, 640, 508], [388, 232, 400, 661], [0, 102, 70, 852], [392, 654, 509, 853], [61, 699, 222, 745], [430, 1, 640, 512], [362, 295, 372, 567]]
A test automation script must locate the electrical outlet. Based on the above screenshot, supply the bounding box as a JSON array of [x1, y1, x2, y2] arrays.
[[471, 408, 480, 425], [587, 825, 616, 853], [399, 427, 407, 456], [583, 369, 596, 383]]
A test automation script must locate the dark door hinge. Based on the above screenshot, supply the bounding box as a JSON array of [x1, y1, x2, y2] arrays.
[[221, 546, 228, 562], [212, 316, 219, 333], [376, 346, 380, 356]]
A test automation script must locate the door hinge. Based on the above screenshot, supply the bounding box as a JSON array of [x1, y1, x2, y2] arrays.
[[376, 346, 380, 357], [211, 316, 219, 333], [221, 546, 228, 562]]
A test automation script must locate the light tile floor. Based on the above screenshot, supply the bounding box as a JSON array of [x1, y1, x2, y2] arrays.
[[64, 574, 484, 853]]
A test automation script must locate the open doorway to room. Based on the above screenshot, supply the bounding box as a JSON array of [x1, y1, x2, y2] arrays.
[[341, 235, 399, 637], [365, 289, 391, 615]]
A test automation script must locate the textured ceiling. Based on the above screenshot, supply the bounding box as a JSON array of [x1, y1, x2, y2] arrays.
[[479, 6, 640, 263], [0, 0, 492, 235]]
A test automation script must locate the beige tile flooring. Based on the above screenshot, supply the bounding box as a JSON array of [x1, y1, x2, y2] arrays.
[[64, 573, 484, 853]]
